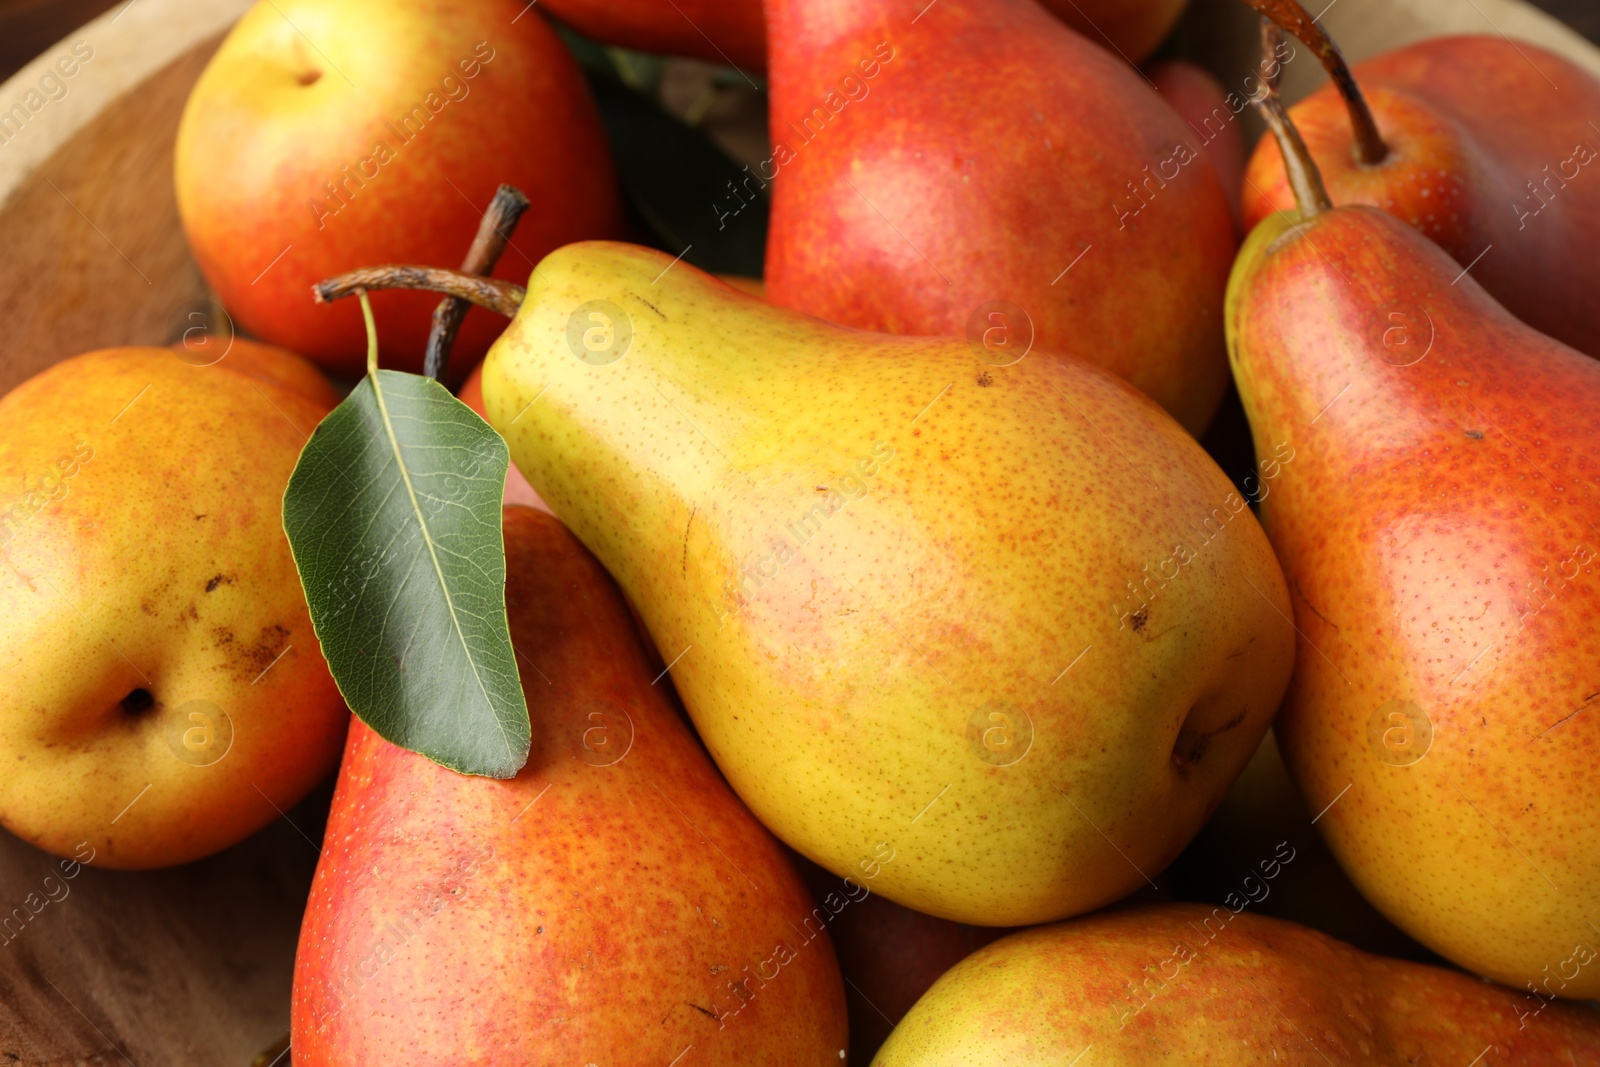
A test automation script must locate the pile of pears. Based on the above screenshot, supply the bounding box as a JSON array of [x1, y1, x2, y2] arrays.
[[2, 0, 1599, 1061]]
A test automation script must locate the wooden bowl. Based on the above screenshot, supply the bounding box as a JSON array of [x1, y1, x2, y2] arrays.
[[0, 0, 1596, 1061]]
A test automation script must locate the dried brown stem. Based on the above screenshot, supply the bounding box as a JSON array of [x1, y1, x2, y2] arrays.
[[1236, 0, 1389, 166], [313, 267, 526, 319], [1260, 17, 1285, 94], [424, 183, 532, 382], [1251, 60, 1334, 219]]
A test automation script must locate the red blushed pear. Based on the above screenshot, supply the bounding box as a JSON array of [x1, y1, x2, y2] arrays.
[[537, 0, 1185, 72], [1148, 59, 1246, 231], [291, 507, 847, 1064], [762, 0, 1237, 434], [793, 854, 1012, 1065], [539, 0, 766, 73], [1241, 0, 1600, 357], [1228, 85, 1600, 995], [873, 906, 1600, 1065], [1043, 0, 1191, 63], [175, 0, 623, 378]]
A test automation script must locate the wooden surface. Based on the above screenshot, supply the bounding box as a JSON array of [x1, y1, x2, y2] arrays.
[[0, 0, 1597, 1063], [0, 0, 119, 82], [0, 4, 310, 1064], [0, 40, 213, 394], [0, 791, 326, 1064]]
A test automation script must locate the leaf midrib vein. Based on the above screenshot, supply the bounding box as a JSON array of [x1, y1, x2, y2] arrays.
[[368, 372, 513, 765]]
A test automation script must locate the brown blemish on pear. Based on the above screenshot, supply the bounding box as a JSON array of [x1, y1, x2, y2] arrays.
[[0, 344, 347, 868]]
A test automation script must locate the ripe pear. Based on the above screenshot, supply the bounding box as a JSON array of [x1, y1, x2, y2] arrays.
[[1229, 121, 1600, 991], [761, 0, 1238, 434], [540, 0, 766, 72], [291, 507, 847, 1063], [537, 0, 1185, 72], [1148, 59, 1245, 232], [1043, 0, 1190, 62], [458, 362, 547, 511], [478, 240, 1294, 925], [1166, 731, 1434, 961], [873, 905, 1600, 1064], [794, 853, 1012, 1064], [1243, 32, 1600, 356], [0, 342, 348, 868], [175, 0, 623, 376]]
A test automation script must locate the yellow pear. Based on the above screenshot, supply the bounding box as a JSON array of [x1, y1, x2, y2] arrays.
[[478, 241, 1294, 925], [0, 342, 349, 868]]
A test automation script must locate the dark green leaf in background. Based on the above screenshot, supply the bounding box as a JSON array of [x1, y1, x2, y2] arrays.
[[283, 369, 529, 779], [589, 74, 770, 278]]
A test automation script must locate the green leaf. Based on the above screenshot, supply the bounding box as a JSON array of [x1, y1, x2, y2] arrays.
[[586, 73, 769, 278], [282, 369, 529, 778]]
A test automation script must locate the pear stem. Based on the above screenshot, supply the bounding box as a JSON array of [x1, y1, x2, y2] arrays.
[[1251, 20, 1334, 219], [357, 289, 379, 378], [1236, 0, 1390, 166], [313, 267, 527, 318], [1260, 17, 1285, 94], [423, 183, 531, 383]]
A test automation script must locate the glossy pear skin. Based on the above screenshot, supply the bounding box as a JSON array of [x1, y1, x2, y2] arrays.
[[0, 345, 347, 868], [292, 507, 846, 1064], [873, 905, 1600, 1065], [175, 0, 623, 376], [1227, 206, 1600, 996], [481, 241, 1294, 925], [1243, 36, 1600, 357], [762, 0, 1237, 434]]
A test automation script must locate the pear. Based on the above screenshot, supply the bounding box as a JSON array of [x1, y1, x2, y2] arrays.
[[539, 0, 766, 72], [1229, 91, 1600, 994], [0, 342, 348, 868], [1167, 731, 1434, 961], [458, 362, 548, 511], [292, 507, 847, 1063], [872, 905, 1600, 1064], [1148, 59, 1245, 232], [175, 0, 623, 376], [794, 852, 1012, 1064], [761, 0, 1238, 434], [475, 240, 1294, 925], [1241, 20, 1600, 356], [1044, 0, 1191, 62]]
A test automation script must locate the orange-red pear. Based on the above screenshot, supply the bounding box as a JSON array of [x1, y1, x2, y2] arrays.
[[291, 507, 848, 1063]]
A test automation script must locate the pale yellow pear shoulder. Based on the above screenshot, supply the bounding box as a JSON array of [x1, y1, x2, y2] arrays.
[[482, 241, 1295, 925]]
